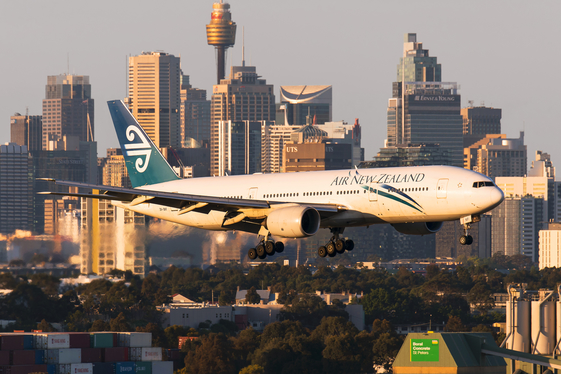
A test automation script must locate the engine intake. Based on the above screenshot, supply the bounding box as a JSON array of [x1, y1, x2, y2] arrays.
[[266, 206, 321, 238], [391, 221, 443, 236]]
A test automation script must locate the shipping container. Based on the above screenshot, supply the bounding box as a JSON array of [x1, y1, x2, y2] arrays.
[[90, 333, 115, 349], [80, 348, 102, 363], [151, 361, 173, 374], [92, 362, 115, 374], [56, 363, 71, 374], [115, 362, 134, 374], [0, 335, 24, 350], [23, 335, 34, 350], [0, 350, 9, 365], [134, 361, 151, 374], [45, 349, 81, 364], [70, 363, 93, 374], [47, 364, 56, 374], [69, 333, 90, 349], [129, 348, 161, 362], [35, 334, 70, 350], [35, 349, 45, 364], [0, 364, 49, 374], [103, 347, 129, 363], [11, 349, 36, 365], [117, 333, 151, 348]]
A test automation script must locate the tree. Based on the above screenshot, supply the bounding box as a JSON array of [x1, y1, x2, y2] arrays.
[[245, 287, 261, 305], [239, 365, 265, 374], [445, 316, 467, 332], [165, 325, 188, 349], [467, 282, 494, 315], [137, 323, 165, 347], [89, 319, 110, 332], [0, 273, 19, 289], [184, 333, 235, 374], [110, 312, 132, 332], [280, 294, 348, 329], [36, 319, 57, 332]]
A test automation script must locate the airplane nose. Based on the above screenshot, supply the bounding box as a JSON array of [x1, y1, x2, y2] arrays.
[[489, 186, 504, 209]]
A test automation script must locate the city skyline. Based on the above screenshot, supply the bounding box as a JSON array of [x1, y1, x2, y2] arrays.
[[1, 1, 560, 167]]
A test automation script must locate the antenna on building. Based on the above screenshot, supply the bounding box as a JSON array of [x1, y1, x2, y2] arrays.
[[67, 53, 70, 75], [242, 26, 245, 67]]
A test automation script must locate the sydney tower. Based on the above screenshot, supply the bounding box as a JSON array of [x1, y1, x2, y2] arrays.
[[206, 1, 237, 84]]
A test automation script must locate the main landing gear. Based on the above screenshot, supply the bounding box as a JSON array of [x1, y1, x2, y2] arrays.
[[318, 228, 354, 258], [459, 215, 480, 245], [247, 238, 284, 260]]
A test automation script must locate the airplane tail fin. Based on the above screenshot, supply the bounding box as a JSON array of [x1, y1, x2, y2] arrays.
[[107, 100, 180, 187]]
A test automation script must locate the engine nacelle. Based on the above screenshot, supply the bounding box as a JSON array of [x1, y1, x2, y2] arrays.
[[266, 206, 321, 238], [391, 221, 443, 236]]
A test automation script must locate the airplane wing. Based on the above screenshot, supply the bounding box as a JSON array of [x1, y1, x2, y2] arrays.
[[38, 179, 344, 215]]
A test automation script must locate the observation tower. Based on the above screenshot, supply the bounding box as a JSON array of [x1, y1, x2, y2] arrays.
[[206, 1, 237, 84]]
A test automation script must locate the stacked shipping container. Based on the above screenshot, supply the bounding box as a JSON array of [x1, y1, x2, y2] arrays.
[[0, 332, 173, 374]]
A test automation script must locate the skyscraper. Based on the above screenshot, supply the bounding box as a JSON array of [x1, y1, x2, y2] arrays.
[[42, 74, 94, 150], [386, 34, 463, 167], [128, 52, 181, 148], [180, 75, 211, 147], [210, 65, 275, 176], [464, 132, 527, 177], [278, 85, 332, 126], [10, 113, 42, 151], [0, 143, 32, 234]]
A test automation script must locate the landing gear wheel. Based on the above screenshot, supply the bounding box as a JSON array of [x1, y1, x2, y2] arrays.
[[265, 241, 275, 255], [275, 242, 285, 253], [256, 244, 266, 258], [345, 240, 354, 251], [318, 246, 327, 258], [248, 248, 257, 260], [466, 235, 473, 245], [459, 235, 467, 245], [335, 239, 346, 253], [326, 242, 337, 256]]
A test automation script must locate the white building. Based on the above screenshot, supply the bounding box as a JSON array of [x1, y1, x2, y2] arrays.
[[539, 223, 561, 269]]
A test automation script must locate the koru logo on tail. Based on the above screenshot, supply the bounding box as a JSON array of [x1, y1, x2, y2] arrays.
[[124, 125, 151, 173]]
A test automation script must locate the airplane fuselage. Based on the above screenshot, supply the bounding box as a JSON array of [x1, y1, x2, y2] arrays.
[[113, 165, 503, 235]]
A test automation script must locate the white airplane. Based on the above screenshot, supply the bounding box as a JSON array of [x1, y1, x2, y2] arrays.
[[40, 100, 504, 260]]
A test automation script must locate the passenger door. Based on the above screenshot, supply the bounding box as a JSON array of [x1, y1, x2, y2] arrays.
[[436, 179, 448, 199]]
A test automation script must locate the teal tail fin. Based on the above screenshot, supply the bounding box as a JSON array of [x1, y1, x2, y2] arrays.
[[107, 100, 180, 187]]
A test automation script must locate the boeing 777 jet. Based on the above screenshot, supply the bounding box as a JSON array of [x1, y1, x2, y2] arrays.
[[40, 100, 504, 260]]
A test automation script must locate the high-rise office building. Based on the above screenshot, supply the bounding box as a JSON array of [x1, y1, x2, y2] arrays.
[[539, 223, 561, 269], [386, 34, 463, 167], [42, 74, 94, 150], [360, 143, 450, 169], [210, 65, 275, 176], [100, 149, 131, 189], [128, 52, 181, 148], [80, 198, 145, 276], [261, 123, 301, 173], [316, 119, 364, 167], [461, 105, 501, 143], [493, 175, 550, 261], [217, 120, 263, 176], [492, 196, 545, 261], [0, 143, 32, 234], [278, 85, 332, 126], [463, 132, 527, 177], [10, 113, 42, 151], [180, 75, 211, 148]]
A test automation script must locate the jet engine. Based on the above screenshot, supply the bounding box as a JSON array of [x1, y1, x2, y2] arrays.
[[391, 221, 443, 236], [266, 206, 321, 238]]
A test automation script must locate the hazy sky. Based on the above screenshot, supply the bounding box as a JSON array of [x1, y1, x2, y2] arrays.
[[1, 1, 560, 167]]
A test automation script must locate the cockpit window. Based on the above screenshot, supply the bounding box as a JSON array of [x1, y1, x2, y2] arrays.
[[472, 181, 495, 188]]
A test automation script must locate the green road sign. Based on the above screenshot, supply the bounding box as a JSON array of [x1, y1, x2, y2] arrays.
[[410, 338, 439, 362]]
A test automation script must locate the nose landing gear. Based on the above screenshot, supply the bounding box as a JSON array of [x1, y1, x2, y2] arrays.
[[459, 215, 480, 245], [318, 228, 354, 258]]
